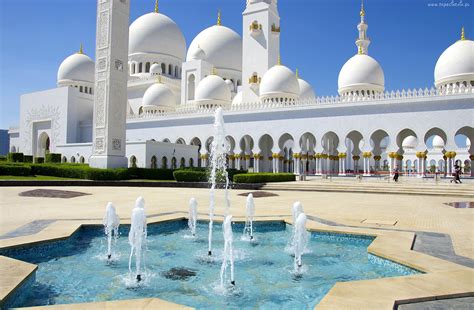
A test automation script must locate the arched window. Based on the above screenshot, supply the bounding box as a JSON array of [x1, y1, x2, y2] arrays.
[[189, 158, 194, 167], [161, 63, 166, 74], [70, 156, 76, 163], [62, 156, 67, 163], [180, 157, 186, 168], [130, 156, 137, 168], [151, 155, 157, 169], [145, 62, 151, 73], [171, 157, 177, 169], [161, 156, 168, 169], [168, 64, 173, 75], [188, 74, 195, 101], [138, 63, 143, 73], [79, 86, 83, 93], [131, 63, 136, 74], [79, 156, 85, 164], [175, 66, 179, 77]]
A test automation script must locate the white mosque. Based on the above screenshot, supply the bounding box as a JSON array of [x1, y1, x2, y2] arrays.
[[8, 0, 474, 177]]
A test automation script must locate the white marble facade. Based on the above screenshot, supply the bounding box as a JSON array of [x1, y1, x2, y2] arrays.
[[8, 0, 474, 175]]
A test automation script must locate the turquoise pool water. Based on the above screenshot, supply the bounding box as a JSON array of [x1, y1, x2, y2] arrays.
[[2, 220, 418, 309]]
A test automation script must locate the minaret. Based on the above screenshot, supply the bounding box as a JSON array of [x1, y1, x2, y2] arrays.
[[89, 0, 130, 168], [355, 0, 371, 55], [242, 0, 280, 102]]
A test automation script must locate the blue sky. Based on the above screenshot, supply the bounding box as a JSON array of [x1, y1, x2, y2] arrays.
[[0, 0, 472, 129]]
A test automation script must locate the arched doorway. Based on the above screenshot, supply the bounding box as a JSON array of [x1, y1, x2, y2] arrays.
[[37, 132, 50, 157]]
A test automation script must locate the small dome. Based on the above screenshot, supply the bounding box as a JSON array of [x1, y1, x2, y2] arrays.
[[298, 78, 316, 100], [189, 45, 206, 61], [142, 82, 176, 109], [432, 135, 445, 150], [338, 54, 384, 95], [150, 63, 161, 74], [129, 12, 186, 61], [260, 65, 300, 100], [232, 91, 243, 105], [225, 79, 234, 92], [195, 75, 231, 102], [402, 136, 417, 149], [57, 52, 95, 85], [187, 25, 242, 72], [434, 38, 474, 88]]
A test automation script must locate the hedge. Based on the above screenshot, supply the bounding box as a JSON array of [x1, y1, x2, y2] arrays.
[[135, 168, 175, 180], [34, 157, 44, 164], [0, 165, 31, 176], [233, 173, 296, 183], [23, 155, 33, 163], [173, 170, 208, 182], [7, 152, 24, 163], [45, 153, 62, 163], [30, 164, 87, 179], [0, 156, 6, 162], [85, 168, 130, 181]]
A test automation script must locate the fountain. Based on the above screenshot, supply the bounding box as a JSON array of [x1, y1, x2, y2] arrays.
[[243, 194, 255, 240], [128, 196, 147, 282], [292, 201, 304, 224], [294, 212, 308, 271], [103, 202, 120, 260], [188, 198, 198, 237], [220, 215, 235, 286], [207, 107, 231, 256]]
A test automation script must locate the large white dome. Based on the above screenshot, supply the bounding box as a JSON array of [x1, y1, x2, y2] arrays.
[[195, 75, 231, 102], [434, 39, 474, 88], [142, 82, 176, 109], [432, 135, 445, 150], [57, 52, 95, 85], [260, 65, 300, 100], [187, 25, 242, 72], [338, 54, 384, 95], [402, 136, 417, 149], [129, 12, 186, 61], [298, 78, 316, 100]]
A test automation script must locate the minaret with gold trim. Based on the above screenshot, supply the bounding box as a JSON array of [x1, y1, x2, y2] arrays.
[[355, 0, 371, 55], [242, 0, 281, 102]]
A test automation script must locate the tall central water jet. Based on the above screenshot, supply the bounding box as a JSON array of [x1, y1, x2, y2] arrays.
[[208, 108, 230, 256], [128, 197, 147, 282], [294, 212, 308, 271], [188, 198, 198, 237], [220, 215, 235, 286], [103, 202, 120, 260], [243, 193, 255, 240]]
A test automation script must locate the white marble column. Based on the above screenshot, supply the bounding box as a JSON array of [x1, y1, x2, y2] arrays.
[[90, 0, 130, 168]]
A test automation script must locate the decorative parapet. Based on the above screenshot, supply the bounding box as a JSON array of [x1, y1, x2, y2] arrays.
[[126, 84, 474, 121]]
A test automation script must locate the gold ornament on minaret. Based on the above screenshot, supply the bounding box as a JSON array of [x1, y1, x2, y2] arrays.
[[154, 0, 159, 13], [461, 26, 465, 40], [78, 43, 84, 55], [217, 9, 222, 26], [360, 0, 365, 17]]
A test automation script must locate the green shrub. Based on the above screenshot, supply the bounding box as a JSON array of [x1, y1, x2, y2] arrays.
[[45, 153, 62, 163], [227, 169, 247, 181], [136, 168, 175, 180], [23, 155, 33, 163], [0, 156, 6, 162], [85, 168, 130, 181], [233, 173, 296, 183], [173, 170, 208, 182], [30, 164, 87, 179], [34, 157, 44, 164], [0, 165, 31, 176], [7, 152, 24, 163]]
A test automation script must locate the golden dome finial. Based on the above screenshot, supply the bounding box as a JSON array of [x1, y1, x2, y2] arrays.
[[212, 67, 217, 75], [156, 74, 162, 84], [277, 54, 281, 65], [461, 26, 465, 40], [296, 68, 299, 79], [217, 9, 222, 26], [154, 0, 159, 13], [360, 0, 365, 17], [78, 43, 84, 54], [358, 45, 363, 55]]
